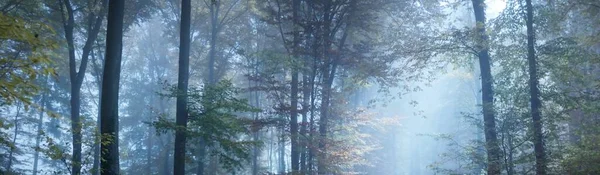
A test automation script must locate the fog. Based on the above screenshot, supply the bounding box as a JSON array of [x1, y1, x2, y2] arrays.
[[1, 0, 600, 174]]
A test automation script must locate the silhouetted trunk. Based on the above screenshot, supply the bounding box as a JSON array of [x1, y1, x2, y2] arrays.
[[33, 93, 46, 175], [317, 1, 333, 173], [525, 0, 546, 174], [174, 0, 191, 174], [470, 0, 501, 174], [60, 0, 106, 173], [99, 0, 125, 173], [289, 0, 301, 172]]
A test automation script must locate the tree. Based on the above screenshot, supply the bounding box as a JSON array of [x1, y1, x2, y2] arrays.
[[0, 13, 55, 106], [470, 0, 502, 174], [524, 0, 546, 174], [1, 9, 56, 175], [173, 0, 191, 174], [99, 0, 125, 174], [290, 0, 300, 172], [58, 0, 106, 173]]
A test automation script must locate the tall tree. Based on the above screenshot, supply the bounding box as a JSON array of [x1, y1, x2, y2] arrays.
[[99, 0, 125, 174], [290, 0, 301, 172], [525, 0, 546, 174], [470, 0, 501, 174], [173, 0, 191, 174], [58, 0, 106, 173]]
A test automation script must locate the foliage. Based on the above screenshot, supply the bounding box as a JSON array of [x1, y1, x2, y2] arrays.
[[0, 13, 56, 106], [152, 80, 261, 172]]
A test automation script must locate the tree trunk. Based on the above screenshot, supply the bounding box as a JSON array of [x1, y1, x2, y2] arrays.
[[174, 0, 191, 174], [300, 73, 310, 173], [147, 125, 153, 174], [525, 0, 547, 174], [91, 48, 103, 175], [472, 58, 486, 174], [33, 93, 46, 175], [317, 1, 333, 173], [252, 72, 261, 175], [208, 0, 220, 85], [60, 0, 106, 173], [7, 104, 21, 172], [307, 15, 318, 173], [470, 0, 502, 174], [279, 123, 286, 174], [99, 0, 125, 173], [289, 0, 301, 172]]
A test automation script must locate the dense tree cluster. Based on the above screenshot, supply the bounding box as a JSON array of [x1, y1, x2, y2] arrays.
[[0, 0, 599, 174]]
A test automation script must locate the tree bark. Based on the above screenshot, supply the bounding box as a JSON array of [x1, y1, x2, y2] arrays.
[[470, 1, 502, 174], [525, 0, 547, 174], [99, 0, 125, 174], [174, 0, 191, 174]]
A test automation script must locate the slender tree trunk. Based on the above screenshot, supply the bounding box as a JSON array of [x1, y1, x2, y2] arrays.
[[472, 58, 486, 174], [300, 73, 310, 173], [252, 67, 261, 175], [91, 48, 103, 175], [289, 0, 301, 172], [269, 130, 273, 172], [317, 1, 333, 173], [147, 126, 154, 174], [61, 3, 81, 172], [33, 93, 46, 175], [525, 0, 547, 174], [7, 104, 21, 172], [252, 126, 259, 175], [307, 22, 318, 174], [100, 0, 125, 173], [208, 0, 220, 85], [174, 0, 191, 174], [470, 1, 502, 174], [279, 123, 286, 174]]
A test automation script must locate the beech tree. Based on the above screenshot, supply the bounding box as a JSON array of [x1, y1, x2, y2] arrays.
[[173, 0, 191, 174]]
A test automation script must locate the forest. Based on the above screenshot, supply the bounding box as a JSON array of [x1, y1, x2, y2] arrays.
[[1, 0, 599, 174]]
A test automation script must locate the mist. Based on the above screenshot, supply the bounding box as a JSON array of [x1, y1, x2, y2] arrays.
[[1, 0, 600, 174]]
